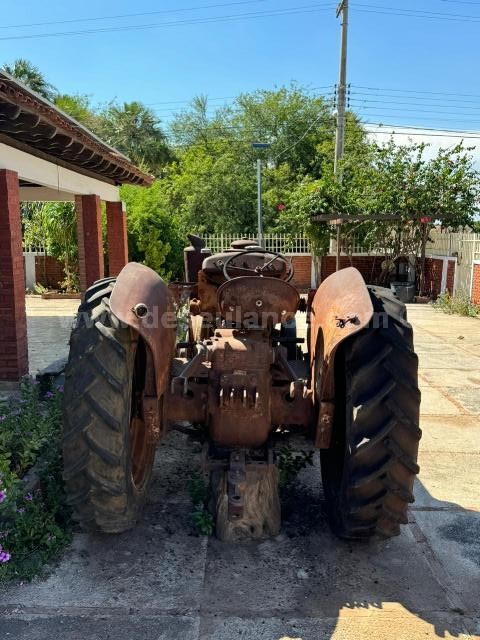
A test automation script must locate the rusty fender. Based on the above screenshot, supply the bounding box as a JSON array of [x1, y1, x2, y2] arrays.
[[110, 262, 176, 398], [310, 267, 373, 448]]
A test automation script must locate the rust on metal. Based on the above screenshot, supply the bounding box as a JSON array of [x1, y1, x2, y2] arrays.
[[217, 276, 299, 326], [310, 267, 373, 448], [142, 395, 162, 443], [110, 262, 176, 397]]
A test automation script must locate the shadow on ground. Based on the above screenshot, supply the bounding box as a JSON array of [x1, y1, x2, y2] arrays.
[[0, 431, 478, 640]]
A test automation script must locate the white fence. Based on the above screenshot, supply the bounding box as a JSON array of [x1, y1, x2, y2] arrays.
[[203, 230, 480, 297], [202, 234, 311, 255], [23, 245, 46, 290], [426, 231, 480, 294]]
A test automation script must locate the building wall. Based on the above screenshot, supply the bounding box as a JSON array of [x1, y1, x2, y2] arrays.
[[290, 255, 312, 290], [471, 262, 480, 305], [34, 255, 65, 289], [320, 255, 384, 285], [446, 259, 456, 294], [423, 258, 443, 299]]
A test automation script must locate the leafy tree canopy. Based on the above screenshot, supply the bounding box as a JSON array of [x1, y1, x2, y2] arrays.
[[121, 182, 184, 280], [97, 101, 172, 175], [3, 58, 57, 101]]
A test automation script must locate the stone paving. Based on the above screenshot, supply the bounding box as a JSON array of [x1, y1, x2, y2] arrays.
[[1, 300, 478, 639], [26, 296, 78, 375]]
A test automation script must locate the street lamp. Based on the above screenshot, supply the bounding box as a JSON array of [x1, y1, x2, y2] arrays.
[[252, 142, 271, 247]]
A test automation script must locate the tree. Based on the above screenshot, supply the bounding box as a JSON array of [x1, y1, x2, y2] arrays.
[[54, 93, 101, 132], [121, 182, 184, 279], [351, 140, 479, 288], [168, 86, 367, 237], [3, 59, 57, 101], [299, 139, 480, 287], [98, 102, 172, 175], [23, 203, 79, 291]]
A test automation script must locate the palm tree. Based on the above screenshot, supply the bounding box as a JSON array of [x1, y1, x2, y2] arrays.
[[3, 58, 57, 101]]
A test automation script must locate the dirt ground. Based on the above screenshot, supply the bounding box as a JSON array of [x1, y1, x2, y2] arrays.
[[0, 302, 479, 639]]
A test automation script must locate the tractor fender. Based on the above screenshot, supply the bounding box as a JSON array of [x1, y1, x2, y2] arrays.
[[310, 267, 373, 448], [110, 262, 176, 397]]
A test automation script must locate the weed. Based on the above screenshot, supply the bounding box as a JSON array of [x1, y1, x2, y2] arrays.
[[188, 472, 208, 506], [188, 472, 214, 536], [433, 291, 480, 317], [191, 508, 214, 536], [277, 446, 314, 488]]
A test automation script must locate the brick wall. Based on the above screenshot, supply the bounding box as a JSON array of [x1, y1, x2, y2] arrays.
[[423, 258, 444, 299], [75, 194, 104, 290], [106, 201, 129, 276], [0, 169, 28, 381], [472, 263, 480, 305], [320, 255, 384, 285], [290, 255, 312, 290], [446, 259, 455, 295], [34, 255, 65, 289]]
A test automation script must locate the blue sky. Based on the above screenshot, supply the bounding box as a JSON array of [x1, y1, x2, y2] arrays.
[[1, 0, 480, 135]]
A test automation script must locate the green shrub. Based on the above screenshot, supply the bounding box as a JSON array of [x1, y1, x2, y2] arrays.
[[433, 291, 480, 317], [0, 379, 71, 582]]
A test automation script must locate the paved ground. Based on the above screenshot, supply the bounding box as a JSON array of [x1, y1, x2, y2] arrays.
[[1, 302, 479, 639], [25, 296, 77, 375]]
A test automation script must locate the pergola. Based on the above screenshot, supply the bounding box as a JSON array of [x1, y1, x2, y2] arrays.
[[0, 70, 152, 384]]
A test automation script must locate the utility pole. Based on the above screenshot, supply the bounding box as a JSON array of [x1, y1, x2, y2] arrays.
[[334, 0, 349, 271], [252, 142, 271, 248], [256, 158, 263, 247]]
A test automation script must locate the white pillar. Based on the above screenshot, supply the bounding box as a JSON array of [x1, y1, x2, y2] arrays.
[[23, 252, 37, 290]]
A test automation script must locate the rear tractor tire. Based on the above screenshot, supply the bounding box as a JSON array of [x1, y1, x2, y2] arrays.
[[63, 279, 156, 533], [321, 286, 421, 540]]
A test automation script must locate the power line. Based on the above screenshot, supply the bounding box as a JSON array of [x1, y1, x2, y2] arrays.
[[352, 84, 480, 100], [349, 100, 480, 118], [352, 110, 480, 125], [145, 85, 335, 107], [439, 0, 480, 4], [151, 92, 335, 114], [274, 112, 330, 161], [0, 1, 273, 29], [0, 3, 337, 41], [349, 90, 480, 107], [351, 3, 480, 21], [365, 129, 480, 139]]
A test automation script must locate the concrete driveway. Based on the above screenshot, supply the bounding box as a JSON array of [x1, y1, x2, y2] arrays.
[[1, 303, 479, 639]]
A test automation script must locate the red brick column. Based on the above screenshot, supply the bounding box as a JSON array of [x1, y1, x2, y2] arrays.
[[75, 194, 104, 291], [0, 169, 28, 381], [472, 263, 480, 305], [106, 201, 129, 276], [290, 256, 312, 290]]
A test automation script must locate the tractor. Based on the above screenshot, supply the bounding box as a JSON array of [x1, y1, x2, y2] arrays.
[[63, 236, 421, 541]]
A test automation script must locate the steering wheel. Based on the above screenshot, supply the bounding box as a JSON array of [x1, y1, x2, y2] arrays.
[[222, 249, 294, 282]]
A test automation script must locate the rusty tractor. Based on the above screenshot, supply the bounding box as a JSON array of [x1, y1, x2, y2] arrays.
[[63, 236, 421, 541]]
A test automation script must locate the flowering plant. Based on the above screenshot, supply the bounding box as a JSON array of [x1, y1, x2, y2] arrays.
[[0, 378, 71, 581]]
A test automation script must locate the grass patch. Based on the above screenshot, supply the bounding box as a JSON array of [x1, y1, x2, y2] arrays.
[[188, 472, 214, 536], [433, 291, 480, 317], [0, 378, 72, 582]]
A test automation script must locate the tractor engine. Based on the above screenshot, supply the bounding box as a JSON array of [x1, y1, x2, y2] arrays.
[[165, 236, 313, 448]]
